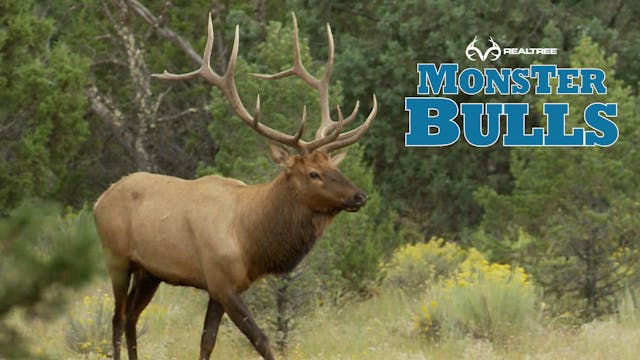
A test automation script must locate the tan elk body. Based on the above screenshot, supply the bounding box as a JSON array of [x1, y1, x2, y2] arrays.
[[94, 13, 376, 360]]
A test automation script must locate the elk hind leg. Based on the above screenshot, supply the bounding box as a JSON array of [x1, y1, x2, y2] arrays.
[[108, 261, 132, 360], [199, 298, 225, 360], [125, 269, 160, 360]]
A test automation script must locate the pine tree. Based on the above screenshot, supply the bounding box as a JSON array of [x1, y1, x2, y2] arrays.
[[475, 37, 640, 318], [0, 0, 90, 211], [0, 201, 101, 358]]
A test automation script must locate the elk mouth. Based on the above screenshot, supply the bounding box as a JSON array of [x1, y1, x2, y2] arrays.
[[343, 191, 368, 212]]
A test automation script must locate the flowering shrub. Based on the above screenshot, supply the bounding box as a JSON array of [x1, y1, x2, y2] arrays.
[[66, 292, 113, 356], [382, 238, 466, 291], [415, 248, 539, 341], [67, 292, 162, 356]]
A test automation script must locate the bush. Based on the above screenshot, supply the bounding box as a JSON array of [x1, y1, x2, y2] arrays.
[[244, 266, 321, 355], [381, 238, 466, 291], [416, 249, 540, 342], [0, 201, 101, 358], [65, 291, 158, 357], [315, 145, 401, 298], [66, 292, 113, 356]]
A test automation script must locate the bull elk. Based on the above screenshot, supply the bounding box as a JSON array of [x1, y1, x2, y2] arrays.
[[94, 13, 377, 360]]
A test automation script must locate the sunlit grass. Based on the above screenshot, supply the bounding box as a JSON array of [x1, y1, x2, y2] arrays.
[[5, 277, 640, 359]]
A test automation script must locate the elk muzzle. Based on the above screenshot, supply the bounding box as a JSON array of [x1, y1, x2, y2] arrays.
[[344, 189, 368, 212]]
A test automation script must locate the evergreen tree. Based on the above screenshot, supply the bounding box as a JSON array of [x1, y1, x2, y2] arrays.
[[0, 0, 90, 211], [291, 0, 640, 240], [475, 37, 640, 318], [0, 201, 101, 358]]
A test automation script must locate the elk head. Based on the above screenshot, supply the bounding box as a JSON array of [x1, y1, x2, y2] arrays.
[[152, 13, 377, 213], [270, 144, 367, 213]]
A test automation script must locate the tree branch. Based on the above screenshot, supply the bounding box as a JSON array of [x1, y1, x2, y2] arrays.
[[153, 86, 172, 116], [157, 105, 209, 123], [85, 84, 135, 153], [125, 0, 202, 66], [0, 120, 16, 135], [91, 59, 128, 68]]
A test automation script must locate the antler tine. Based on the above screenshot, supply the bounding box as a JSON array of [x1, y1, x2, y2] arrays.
[[220, 25, 255, 121], [294, 106, 307, 142], [152, 14, 222, 85], [313, 19, 336, 139], [253, 94, 261, 126], [316, 95, 377, 153], [315, 100, 360, 139], [322, 22, 335, 82], [306, 106, 344, 152], [343, 101, 360, 126], [251, 13, 319, 87], [152, 13, 308, 151]]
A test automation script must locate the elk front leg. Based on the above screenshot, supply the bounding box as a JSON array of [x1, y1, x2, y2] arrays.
[[220, 293, 275, 360], [199, 298, 224, 360]]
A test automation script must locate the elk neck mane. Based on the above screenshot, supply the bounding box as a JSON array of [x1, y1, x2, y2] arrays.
[[236, 173, 337, 280]]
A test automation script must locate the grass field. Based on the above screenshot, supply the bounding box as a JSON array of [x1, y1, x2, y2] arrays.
[[6, 278, 640, 360]]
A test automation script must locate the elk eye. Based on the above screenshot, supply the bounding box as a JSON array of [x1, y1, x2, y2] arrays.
[[309, 171, 321, 180]]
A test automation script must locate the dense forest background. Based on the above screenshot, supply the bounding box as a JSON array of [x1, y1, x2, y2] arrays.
[[1, 0, 640, 358]]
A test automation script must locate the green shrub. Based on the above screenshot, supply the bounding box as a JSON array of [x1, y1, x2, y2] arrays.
[[416, 249, 540, 342], [314, 145, 401, 299], [381, 238, 466, 291], [244, 267, 321, 355], [0, 201, 101, 358]]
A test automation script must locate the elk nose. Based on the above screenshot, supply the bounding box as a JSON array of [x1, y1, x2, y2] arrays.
[[353, 191, 368, 206]]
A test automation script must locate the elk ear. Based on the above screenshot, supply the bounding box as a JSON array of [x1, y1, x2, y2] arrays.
[[329, 152, 347, 166], [269, 143, 291, 166]]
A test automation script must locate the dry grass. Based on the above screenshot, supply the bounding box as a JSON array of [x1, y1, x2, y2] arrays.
[[5, 278, 640, 359]]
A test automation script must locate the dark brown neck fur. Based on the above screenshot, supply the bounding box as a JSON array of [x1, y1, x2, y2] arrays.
[[238, 174, 337, 281]]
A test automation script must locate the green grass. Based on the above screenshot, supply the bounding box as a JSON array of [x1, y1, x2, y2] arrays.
[[5, 278, 640, 359]]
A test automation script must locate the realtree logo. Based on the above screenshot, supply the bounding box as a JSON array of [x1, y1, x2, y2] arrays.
[[465, 36, 558, 62], [465, 36, 501, 62]]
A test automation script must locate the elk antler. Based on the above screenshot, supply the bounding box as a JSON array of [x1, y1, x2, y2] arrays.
[[253, 13, 377, 153], [152, 13, 376, 154]]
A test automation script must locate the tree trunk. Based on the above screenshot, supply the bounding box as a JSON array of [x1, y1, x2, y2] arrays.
[[584, 230, 598, 320], [275, 274, 291, 357]]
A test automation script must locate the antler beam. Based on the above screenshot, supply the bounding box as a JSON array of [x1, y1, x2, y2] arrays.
[[152, 12, 377, 154]]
